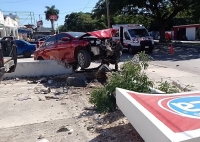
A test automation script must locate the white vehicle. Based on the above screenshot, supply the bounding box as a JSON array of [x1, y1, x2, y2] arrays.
[[112, 24, 154, 54]]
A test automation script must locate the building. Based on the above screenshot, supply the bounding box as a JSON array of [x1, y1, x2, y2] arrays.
[[0, 12, 19, 39], [173, 24, 200, 41], [0, 11, 4, 38], [33, 26, 52, 39]]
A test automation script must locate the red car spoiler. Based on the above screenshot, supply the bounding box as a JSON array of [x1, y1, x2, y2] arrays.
[[87, 28, 118, 39]]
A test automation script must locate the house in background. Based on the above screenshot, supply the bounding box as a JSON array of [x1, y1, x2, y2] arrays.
[[173, 24, 200, 41], [0, 12, 19, 39], [33, 26, 52, 39], [0, 11, 4, 38]]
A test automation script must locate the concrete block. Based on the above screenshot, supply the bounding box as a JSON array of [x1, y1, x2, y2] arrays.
[[3, 60, 72, 78], [116, 88, 200, 142], [66, 76, 87, 87]]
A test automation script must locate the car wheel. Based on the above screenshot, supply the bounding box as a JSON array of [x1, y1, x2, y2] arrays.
[[77, 50, 91, 69], [23, 51, 31, 58]]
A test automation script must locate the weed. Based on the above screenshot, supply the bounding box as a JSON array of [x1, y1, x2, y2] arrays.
[[157, 79, 179, 93]]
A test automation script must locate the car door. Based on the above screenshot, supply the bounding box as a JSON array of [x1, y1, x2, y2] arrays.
[[41, 36, 58, 60], [123, 31, 131, 47], [15, 40, 27, 55], [56, 33, 73, 62]]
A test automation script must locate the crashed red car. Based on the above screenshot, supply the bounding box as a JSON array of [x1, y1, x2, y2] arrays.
[[34, 28, 123, 70]]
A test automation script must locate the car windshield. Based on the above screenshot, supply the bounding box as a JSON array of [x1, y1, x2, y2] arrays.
[[128, 29, 149, 38], [67, 32, 86, 38]]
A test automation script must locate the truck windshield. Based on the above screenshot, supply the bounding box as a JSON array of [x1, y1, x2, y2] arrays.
[[128, 29, 149, 38]]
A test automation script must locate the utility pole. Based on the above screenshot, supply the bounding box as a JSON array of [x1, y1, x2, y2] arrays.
[[106, 0, 110, 28], [32, 12, 36, 25], [30, 12, 32, 24]]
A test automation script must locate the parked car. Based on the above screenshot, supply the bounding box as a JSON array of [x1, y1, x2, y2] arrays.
[[15, 40, 36, 58], [34, 29, 123, 70], [0, 36, 17, 81]]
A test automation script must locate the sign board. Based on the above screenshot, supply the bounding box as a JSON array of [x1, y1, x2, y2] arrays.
[[49, 15, 58, 21], [116, 88, 200, 142], [37, 20, 43, 27]]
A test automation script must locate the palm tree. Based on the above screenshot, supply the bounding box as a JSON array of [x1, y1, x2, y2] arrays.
[[44, 5, 59, 32]]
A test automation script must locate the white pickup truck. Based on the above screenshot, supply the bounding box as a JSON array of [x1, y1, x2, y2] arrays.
[[0, 36, 17, 81]]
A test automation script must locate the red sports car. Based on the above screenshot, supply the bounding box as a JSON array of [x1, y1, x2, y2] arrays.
[[34, 29, 123, 70]]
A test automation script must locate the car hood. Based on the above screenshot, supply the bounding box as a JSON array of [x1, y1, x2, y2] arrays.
[[79, 28, 118, 39]]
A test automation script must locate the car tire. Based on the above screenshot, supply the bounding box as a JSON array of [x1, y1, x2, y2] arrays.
[[77, 50, 91, 69], [23, 51, 31, 58]]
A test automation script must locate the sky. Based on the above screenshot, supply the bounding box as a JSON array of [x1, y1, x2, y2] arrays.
[[0, 0, 99, 27]]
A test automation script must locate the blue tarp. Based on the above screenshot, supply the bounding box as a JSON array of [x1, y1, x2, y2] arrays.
[[18, 29, 32, 34]]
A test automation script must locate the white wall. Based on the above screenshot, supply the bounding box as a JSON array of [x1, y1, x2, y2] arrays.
[[186, 27, 196, 40], [3, 60, 72, 78]]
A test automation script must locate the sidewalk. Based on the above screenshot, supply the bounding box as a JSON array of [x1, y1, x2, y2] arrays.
[[146, 64, 200, 91]]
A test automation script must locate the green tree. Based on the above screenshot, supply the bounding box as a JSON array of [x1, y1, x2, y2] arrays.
[[44, 5, 59, 32], [57, 25, 67, 32], [93, 0, 200, 41], [65, 12, 95, 32]]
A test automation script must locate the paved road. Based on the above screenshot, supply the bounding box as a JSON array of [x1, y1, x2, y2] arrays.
[[150, 45, 200, 75]]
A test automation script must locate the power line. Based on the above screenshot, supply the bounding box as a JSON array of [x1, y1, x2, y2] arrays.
[[0, 0, 28, 3], [81, 0, 91, 12], [21, 15, 30, 24]]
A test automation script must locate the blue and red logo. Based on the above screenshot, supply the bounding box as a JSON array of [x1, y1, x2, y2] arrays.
[[128, 92, 200, 133], [159, 96, 200, 119]]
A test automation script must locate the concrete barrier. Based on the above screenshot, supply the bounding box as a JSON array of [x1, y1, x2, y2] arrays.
[[116, 88, 200, 142], [3, 60, 72, 78]]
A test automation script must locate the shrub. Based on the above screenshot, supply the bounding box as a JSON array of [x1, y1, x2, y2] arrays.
[[89, 52, 154, 113]]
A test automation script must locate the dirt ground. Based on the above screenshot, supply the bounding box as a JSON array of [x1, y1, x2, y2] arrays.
[[0, 72, 144, 142]]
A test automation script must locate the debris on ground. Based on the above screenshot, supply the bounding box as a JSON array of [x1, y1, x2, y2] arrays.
[[66, 76, 87, 87], [38, 134, 45, 139], [45, 95, 60, 100], [0, 70, 145, 142], [37, 138, 49, 142], [57, 125, 74, 134], [16, 96, 31, 101]]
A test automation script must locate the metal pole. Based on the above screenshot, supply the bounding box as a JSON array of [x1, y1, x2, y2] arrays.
[[106, 0, 110, 28], [57, 23, 59, 33], [30, 12, 32, 24], [33, 12, 36, 25]]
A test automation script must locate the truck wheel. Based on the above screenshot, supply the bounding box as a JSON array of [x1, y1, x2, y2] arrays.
[[23, 51, 31, 58], [77, 50, 91, 69], [147, 46, 154, 54], [128, 45, 134, 54]]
